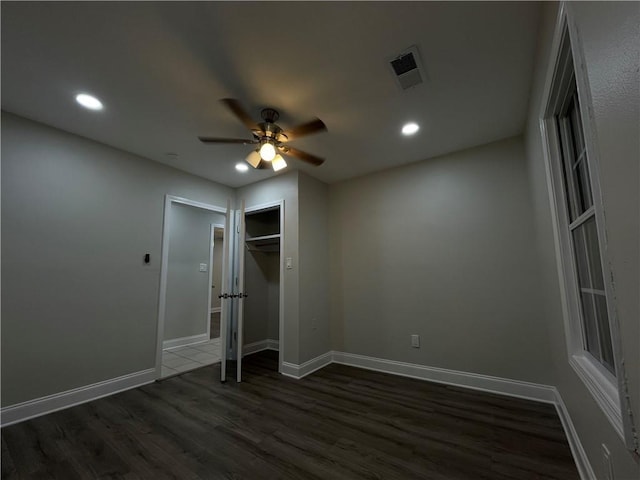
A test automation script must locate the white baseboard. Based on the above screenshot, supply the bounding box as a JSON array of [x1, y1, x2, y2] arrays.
[[0, 368, 156, 427], [332, 351, 557, 404], [243, 339, 279, 356], [553, 388, 596, 480], [281, 351, 333, 379], [163, 333, 209, 350], [210, 307, 221, 314]]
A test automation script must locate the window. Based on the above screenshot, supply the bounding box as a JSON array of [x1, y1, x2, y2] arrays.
[[540, 10, 636, 450], [555, 86, 616, 376]]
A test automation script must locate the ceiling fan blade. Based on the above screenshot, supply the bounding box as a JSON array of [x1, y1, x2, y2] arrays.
[[220, 98, 260, 132], [198, 136, 257, 145], [282, 118, 327, 141], [281, 146, 325, 166]]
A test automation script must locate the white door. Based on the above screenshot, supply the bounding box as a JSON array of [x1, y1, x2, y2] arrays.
[[219, 199, 233, 382], [235, 200, 246, 382]]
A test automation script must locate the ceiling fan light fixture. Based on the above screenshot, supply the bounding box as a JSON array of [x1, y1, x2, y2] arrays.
[[259, 141, 276, 161], [272, 154, 287, 172], [245, 150, 262, 168]]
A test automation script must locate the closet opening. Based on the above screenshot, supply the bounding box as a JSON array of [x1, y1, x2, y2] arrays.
[[242, 204, 283, 373]]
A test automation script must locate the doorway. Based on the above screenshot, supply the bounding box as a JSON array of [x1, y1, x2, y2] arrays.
[[155, 196, 230, 380]]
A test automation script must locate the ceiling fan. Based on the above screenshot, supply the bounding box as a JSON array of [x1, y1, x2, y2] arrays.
[[199, 98, 327, 172]]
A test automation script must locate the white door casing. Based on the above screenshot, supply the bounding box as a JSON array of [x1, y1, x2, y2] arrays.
[[236, 200, 246, 382], [219, 199, 233, 382]]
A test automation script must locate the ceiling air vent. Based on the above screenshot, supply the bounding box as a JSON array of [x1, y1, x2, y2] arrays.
[[389, 45, 425, 91]]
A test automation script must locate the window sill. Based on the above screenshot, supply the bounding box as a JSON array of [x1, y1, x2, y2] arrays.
[[569, 354, 624, 440]]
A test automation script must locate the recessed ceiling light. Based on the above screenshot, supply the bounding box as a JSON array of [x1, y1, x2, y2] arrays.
[[75, 93, 103, 111], [235, 163, 249, 172], [402, 122, 420, 136]]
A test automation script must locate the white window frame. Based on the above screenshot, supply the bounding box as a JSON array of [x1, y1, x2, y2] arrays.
[[538, 3, 637, 451]]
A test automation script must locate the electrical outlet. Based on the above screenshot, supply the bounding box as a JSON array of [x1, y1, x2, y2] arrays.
[[411, 334, 420, 348], [602, 444, 614, 480]]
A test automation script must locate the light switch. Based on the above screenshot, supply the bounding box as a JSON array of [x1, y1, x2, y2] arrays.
[[411, 334, 420, 348], [199, 263, 208, 272], [286, 257, 293, 270]]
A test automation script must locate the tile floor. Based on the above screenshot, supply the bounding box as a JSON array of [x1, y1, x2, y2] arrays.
[[161, 337, 221, 378]]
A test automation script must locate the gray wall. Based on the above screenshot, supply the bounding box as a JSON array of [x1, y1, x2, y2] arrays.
[[524, 2, 639, 478], [211, 231, 224, 310], [242, 250, 280, 345], [236, 172, 299, 363], [329, 136, 555, 383], [266, 253, 280, 341], [1, 112, 234, 407], [243, 251, 270, 345], [298, 172, 330, 363], [164, 203, 224, 342]]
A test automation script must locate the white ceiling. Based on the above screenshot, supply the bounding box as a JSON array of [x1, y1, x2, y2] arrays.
[[1, 2, 540, 188]]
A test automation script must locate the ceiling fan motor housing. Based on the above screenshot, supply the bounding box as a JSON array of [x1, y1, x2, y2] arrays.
[[261, 108, 279, 123]]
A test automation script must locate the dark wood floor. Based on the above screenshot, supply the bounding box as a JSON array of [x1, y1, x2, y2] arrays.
[[2, 351, 578, 479]]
